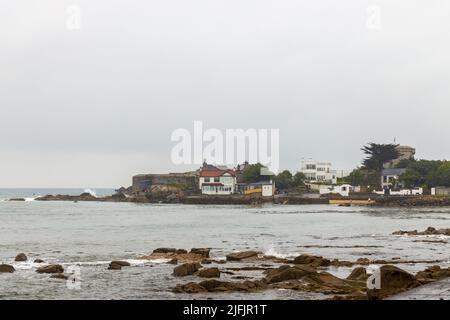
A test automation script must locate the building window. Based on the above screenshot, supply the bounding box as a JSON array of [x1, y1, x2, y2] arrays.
[[205, 177, 210, 182], [214, 177, 219, 182], [306, 164, 316, 170]]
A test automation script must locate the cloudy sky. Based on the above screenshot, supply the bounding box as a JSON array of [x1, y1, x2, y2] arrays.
[[1, 0, 449, 187]]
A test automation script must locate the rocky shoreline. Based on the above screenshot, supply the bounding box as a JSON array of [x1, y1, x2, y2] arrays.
[[21, 192, 450, 206], [2, 250, 448, 300], [3, 225, 449, 300]]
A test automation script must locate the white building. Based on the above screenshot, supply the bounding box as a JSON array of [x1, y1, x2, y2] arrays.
[[198, 163, 236, 195], [300, 160, 338, 184], [320, 184, 355, 197]]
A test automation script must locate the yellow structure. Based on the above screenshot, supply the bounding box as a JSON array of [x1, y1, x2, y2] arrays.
[[244, 188, 262, 195], [329, 199, 375, 205]]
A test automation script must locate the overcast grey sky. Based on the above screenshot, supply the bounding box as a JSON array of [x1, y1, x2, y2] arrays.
[[1, 0, 449, 187]]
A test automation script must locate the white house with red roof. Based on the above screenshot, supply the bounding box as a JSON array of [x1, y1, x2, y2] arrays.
[[198, 162, 236, 195]]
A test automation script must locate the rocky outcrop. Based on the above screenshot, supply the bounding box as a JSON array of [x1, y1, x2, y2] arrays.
[[15, 253, 27, 262], [367, 265, 419, 300], [0, 264, 15, 273], [293, 254, 331, 267], [373, 196, 450, 207], [153, 248, 187, 254], [190, 248, 210, 258], [346, 267, 368, 281], [139, 248, 208, 263], [226, 251, 258, 261], [36, 264, 64, 274], [265, 265, 316, 284], [173, 279, 267, 293], [392, 227, 450, 236], [415, 265, 450, 284], [108, 261, 131, 270], [173, 263, 202, 277], [197, 267, 220, 278]]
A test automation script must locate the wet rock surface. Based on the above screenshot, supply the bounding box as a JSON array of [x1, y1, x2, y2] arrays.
[[108, 261, 131, 270], [15, 253, 27, 262], [36, 264, 64, 274], [293, 254, 331, 267], [0, 264, 15, 273], [226, 251, 259, 261], [367, 265, 419, 300], [173, 263, 202, 277], [393, 226, 450, 236], [197, 267, 221, 278]]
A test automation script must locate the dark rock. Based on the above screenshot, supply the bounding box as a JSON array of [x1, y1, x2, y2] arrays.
[[415, 265, 450, 284], [167, 258, 178, 265], [293, 254, 331, 267], [393, 227, 450, 236], [367, 265, 419, 300], [173, 263, 201, 277], [153, 248, 178, 254], [190, 248, 210, 258], [34, 259, 44, 263], [50, 273, 69, 280], [15, 253, 27, 262], [9, 198, 25, 201], [346, 267, 368, 281], [265, 265, 316, 284], [197, 267, 221, 278], [226, 251, 258, 261], [36, 264, 64, 274], [108, 261, 130, 270], [0, 264, 15, 273]]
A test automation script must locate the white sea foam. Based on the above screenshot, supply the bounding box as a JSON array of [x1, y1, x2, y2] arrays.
[[264, 245, 290, 259], [83, 188, 97, 197]]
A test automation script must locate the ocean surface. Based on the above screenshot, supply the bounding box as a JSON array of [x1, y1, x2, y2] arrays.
[[0, 188, 449, 300]]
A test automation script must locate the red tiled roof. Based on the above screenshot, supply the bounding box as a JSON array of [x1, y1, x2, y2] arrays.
[[199, 169, 235, 177]]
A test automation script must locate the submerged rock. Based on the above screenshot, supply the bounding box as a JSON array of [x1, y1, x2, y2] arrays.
[[15, 253, 27, 262], [173, 263, 201, 277], [226, 251, 258, 261], [0, 264, 15, 273], [34, 259, 44, 263], [36, 264, 64, 274], [197, 267, 221, 278]]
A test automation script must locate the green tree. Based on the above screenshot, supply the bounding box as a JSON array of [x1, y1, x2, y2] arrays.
[[399, 160, 450, 188], [361, 143, 400, 171], [241, 163, 265, 183], [343, 167, 380, 189], [274, 170, 293, 190], [292, 172, 306, 187]]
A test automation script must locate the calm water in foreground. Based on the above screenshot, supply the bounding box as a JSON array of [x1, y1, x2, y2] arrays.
[[0, 189, 449, 299]]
